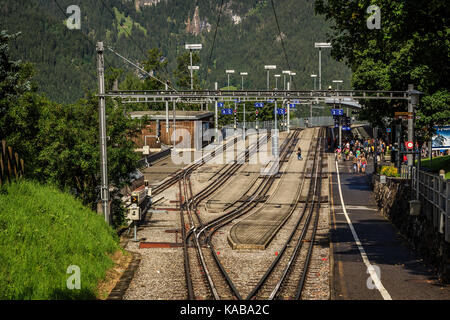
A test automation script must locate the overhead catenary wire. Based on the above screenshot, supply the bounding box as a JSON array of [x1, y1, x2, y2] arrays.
[[107, 46, 178, 92], [204, 0, 225, 86], [269, 0, 296, 89], [97, 0, 175, 87], [52, 0, 116, 80]]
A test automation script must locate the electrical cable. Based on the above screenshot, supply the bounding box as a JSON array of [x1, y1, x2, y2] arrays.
[[269, 0, 297, 89], [204, 0, 225, 86]]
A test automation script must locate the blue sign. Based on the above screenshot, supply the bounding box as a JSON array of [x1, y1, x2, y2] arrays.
[[293, 100, 300, 104], [218, 102, 224, 108], [331, 109, 344, 116], [254, 103, 264, 108], [277, 108, 286, 115], [386, 128, 391, 133], [268, 99, 275, 103], [221, 108, 233, 115], [288, 104, 296, 108], [335, 123, 339, 128], [342, 126, 351, 131]]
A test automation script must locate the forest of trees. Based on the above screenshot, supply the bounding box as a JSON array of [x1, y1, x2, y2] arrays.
[[0, 0, 351, 103]]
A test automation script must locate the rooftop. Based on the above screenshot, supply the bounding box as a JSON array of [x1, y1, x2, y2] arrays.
[[129, 110, 214, 120]]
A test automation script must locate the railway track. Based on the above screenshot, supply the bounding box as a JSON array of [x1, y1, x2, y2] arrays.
[[181, 129, 302, 300], [181, 131, 273, 300], [244, 127, 325, 300], [152, 134, 241, 195]]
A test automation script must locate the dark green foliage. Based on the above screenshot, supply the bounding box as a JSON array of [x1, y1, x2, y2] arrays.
[[0, 0, 351, 103], [0, 31, 140, 227], [314, 0, 450, 140]]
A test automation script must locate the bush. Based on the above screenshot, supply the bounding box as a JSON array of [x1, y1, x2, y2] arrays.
[[380, 165, 399, 177]]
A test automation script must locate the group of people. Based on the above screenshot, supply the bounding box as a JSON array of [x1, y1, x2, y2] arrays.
[[334, 137, 388, 174]]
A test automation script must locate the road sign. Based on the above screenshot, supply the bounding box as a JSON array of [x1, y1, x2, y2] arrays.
[[221, 108, 233, 115], [342, 126, 351, 131], [254, 103, 264, 108], [405, 141, 414, 149], [386, 128, 391, 133], [268, 99, 275, 103], [288, 104, 296, 108], [331, 109, 344, 116], [277, 108, 286, 115], [218, 102, 224, 108]]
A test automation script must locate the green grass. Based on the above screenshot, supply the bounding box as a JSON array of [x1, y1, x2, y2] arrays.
[[0, 180, 120, 299], [419, 155, 450, 179], [113, 7, 147, 37]]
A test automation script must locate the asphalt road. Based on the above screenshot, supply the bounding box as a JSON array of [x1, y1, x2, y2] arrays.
[[330, 157, 450, 300]]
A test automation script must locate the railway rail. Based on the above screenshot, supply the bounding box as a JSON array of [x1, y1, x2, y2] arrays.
[[181, 129, 302, 300]]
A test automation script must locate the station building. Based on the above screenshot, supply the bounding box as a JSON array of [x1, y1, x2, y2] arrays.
[[129, 110, 214, 151]]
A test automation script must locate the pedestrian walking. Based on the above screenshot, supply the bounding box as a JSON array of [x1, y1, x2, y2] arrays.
[[361, 155, 367, 173], [297, 147, 303, 160]]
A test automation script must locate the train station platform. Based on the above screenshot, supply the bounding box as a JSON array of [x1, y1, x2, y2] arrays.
[[329, 156, 450, 299]]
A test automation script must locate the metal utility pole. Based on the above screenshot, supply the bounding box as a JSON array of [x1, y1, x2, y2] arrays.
[[407, 84, 416, 167], [275, 74, 281, 90], [315, 43, 332, 90], [226, 70, 235, 89], [96, 42, 110, 224], [287, 82, 290, 133], [282, 70, 290, 90], [243, 101, 246, 141], [234, 100, 237, 129], [173, 100, 176, 149], [189, 50, 193, 90], [319, 49, 322, 90], [240, 72, 248, 90], [273, 99, 279, 157], [311, 74, 317, 91], [265, 65, 276, 90], [289, 72, 296, 90], [165, 83, 169, 134], [185, 44, 202, 90], [214, 82, 218, 139]]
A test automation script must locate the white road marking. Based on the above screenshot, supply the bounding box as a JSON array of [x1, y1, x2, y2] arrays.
[[335, 160, 392, 300]]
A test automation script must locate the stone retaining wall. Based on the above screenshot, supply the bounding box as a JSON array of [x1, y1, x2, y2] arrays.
[[372, 175, 450, 283]]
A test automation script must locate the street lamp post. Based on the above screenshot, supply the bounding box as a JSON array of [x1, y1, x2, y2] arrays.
[[240, 72, 248, 90], [311, 74, 317, 91], [226, 70, 235, 89], [314, 42, 332, 90], [282, 70, 290, 90], [333, 79, 343, 91], [265, 65, 276, 90], [289, 72, 296, 90], [274, 74, 281, 90], [185, 44, 202, 90]]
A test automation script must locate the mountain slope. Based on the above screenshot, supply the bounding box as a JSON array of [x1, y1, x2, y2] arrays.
[[0, 0, 351, 103]]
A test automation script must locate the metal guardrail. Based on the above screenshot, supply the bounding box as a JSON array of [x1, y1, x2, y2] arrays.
[[410, 166, 450, 242]]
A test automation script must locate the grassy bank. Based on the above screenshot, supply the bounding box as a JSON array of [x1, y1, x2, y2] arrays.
[[0, 180, 120, 299], [419, 155, 450, 179]]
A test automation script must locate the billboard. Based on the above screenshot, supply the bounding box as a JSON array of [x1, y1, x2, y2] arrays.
[[432, 126, 450, 150]]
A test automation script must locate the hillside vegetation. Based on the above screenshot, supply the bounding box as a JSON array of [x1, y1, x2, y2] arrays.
[[0, 0, 351, 103], [0, 180, 120, 299]]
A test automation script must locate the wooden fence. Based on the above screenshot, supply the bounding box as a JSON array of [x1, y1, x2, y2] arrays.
[[0, 140, 25, 186]]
